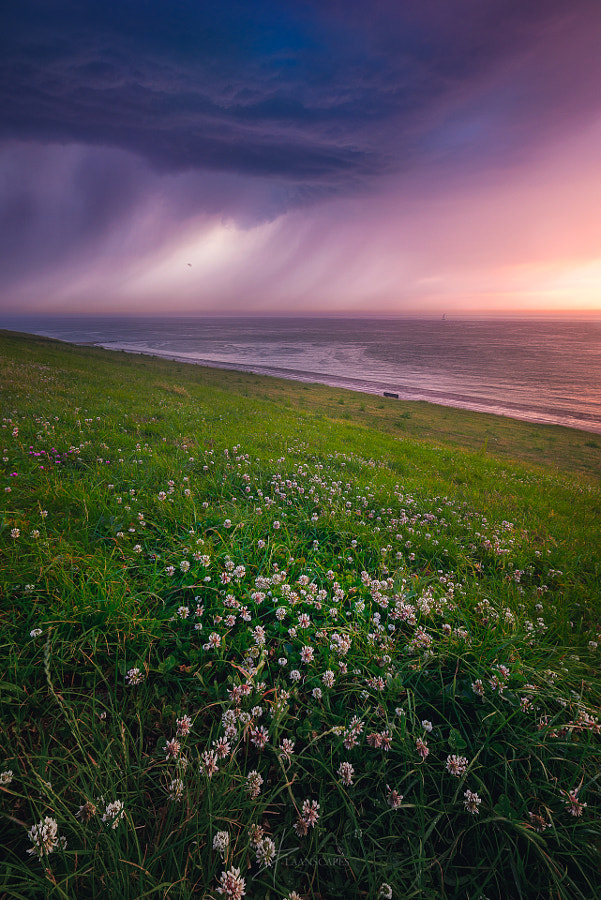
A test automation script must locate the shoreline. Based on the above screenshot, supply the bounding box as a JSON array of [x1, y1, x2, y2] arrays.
[[89, 340, 601, 436]]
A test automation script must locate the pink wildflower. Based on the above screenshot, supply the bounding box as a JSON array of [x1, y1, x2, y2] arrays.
[[200, 750, 219, 778], [164, 738, 181, 760], [446, 754, 469, 776], [300, 645, 314, 664], [216, 866, 246, 899], [301, 799, 320, 828], [176, 715, 192, 736], [250, 726, 269, 750]]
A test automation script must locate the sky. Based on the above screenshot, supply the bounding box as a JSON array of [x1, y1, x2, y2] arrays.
[[1, 0, 601, 317]]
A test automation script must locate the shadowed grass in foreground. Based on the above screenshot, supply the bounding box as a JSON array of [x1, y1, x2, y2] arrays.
[[1, 330, 601, 899]]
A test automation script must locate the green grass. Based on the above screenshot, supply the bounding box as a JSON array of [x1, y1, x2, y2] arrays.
[[1, 329, 601, 900]]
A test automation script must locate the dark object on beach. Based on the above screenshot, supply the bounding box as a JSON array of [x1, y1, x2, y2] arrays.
[[383, 391, 399, 399]]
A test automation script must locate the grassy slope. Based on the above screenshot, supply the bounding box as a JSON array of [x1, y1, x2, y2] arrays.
[[1, 330, 601, 900]]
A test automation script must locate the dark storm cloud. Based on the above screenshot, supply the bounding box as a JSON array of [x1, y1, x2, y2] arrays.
[[0, 140, 298, 289], [3, 0, 601, 316], [1, 0, 593, 190]]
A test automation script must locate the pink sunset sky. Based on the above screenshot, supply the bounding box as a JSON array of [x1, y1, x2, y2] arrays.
[[1, 0, 601, 318]]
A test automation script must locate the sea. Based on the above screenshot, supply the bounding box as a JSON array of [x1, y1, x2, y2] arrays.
[[2, 315, 601, 435]]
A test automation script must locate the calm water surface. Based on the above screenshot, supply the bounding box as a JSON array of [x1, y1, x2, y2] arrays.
[[3, 315, 601, 434]]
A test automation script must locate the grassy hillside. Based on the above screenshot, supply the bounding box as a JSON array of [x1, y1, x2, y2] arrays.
[[1, 330, 600, 900]]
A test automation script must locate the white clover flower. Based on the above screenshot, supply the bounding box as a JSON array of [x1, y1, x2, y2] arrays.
[[246, 770, 263, 799], [30, 628, 43, 638], [300, 645, 314, 664], [463, 789, 482, 815], [0, 770, 14, 786], [322, 670, 335, 687], [164, 737, 181, 760], [301, 798, 320, 827], [216, 866, 245, 899], [200, 750, 219, 777], [102, 799, 125, 829], [125, 667, 145, 686], [446, 755, 469, 776], [27, 816, 65, 857], [279, 739, 295, 761], [255, 836, 276, 867], [169, 779, 184, 802], [176, 714, 192, 736], [338, 761, 354, 786], [213, 830, 230, 858]]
